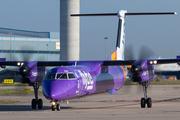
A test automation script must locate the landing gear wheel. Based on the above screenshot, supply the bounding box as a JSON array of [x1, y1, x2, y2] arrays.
[[147, 97, 152, 108], [38, 99, 43, 109], [57, 104, 60, 111], [32, 99, 36, 109], [141, 98, 146, 108], [51, 105, 55, 111]]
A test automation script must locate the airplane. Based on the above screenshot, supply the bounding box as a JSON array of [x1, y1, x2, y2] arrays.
[[0, 10, 179, 111], [155, 56, 180, 80], [41, 10, 180, 111]]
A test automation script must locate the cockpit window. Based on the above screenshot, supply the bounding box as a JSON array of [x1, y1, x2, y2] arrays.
[[56, 73, 67, 79], [45, 73, 56, 80], [44, 72, 76, 80], [68, 73, 76, 79], [56, 73, 76, 80]]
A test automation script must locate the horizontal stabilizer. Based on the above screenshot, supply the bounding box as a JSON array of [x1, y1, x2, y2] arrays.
[[71, 12, 176, 17], [125, 12, 176, 16], [107, 89, 117, 94], [71, 13, 117, 16]]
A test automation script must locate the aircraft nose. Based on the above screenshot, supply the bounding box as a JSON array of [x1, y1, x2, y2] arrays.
[[42, 80, 77, 100]]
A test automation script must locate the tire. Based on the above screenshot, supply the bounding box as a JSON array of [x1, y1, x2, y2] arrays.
[[57, 104, 60, 111], [38, 99, 43, 109], [52, 105, 55, 111], [147, 97, 152, 108], [141, 98, 146, 108], [32, 99, 36, 109]]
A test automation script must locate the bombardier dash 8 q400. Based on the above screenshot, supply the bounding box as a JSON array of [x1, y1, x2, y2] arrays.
[[0, 10, 179, 111]]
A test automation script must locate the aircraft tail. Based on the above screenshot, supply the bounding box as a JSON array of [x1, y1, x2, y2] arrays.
[[71, 10, 176, 61], [106, 10, 176, 60], [107, 10, 127, 60]]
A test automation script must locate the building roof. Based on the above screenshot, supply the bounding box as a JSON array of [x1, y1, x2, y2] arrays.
[[0, 27, 59, 39]]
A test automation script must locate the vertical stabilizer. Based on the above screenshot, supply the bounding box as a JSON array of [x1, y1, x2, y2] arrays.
[[116, 10, 127, 60]]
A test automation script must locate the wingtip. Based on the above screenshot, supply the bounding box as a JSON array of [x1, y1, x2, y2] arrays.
[[174, 12, 177, 15]]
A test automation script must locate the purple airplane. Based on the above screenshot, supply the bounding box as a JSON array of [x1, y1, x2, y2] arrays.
[[0, 10, 179, 111], [42, 10, 179, 111]]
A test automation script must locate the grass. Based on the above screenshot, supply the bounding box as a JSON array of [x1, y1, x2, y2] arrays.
[[0, 83, 28, 86], [0, 89, 42, 95], [0, 100, 20, 104]]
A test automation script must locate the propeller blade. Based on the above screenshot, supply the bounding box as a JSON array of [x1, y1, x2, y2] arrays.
[[125, 44, 134, 60], [20, 45, 34, 62], [138, 45, 156, 60]]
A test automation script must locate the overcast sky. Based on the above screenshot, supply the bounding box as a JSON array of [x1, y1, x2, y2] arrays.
[[0, 0, 179, 60]]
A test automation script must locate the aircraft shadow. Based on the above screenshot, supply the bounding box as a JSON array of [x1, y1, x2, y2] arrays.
[[0, 105, 72, 111]]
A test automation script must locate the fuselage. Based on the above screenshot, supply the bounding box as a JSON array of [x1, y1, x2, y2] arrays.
[[42, 61, 126, 101]]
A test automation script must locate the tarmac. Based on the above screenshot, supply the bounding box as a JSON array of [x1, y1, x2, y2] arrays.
[[1, 85, 180, 120]]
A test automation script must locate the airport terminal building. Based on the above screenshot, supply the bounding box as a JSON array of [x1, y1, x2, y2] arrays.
[[0, 27, 60, 62], [0, 27, 60, 83]]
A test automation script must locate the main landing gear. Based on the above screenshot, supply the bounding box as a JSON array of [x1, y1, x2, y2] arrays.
[[51, 101, 60, 111], [31, 82, 43, 109], [140, 82, 152, 108]]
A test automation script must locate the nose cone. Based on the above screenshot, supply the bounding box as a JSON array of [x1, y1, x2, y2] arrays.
[[42, 80, 77, 100]]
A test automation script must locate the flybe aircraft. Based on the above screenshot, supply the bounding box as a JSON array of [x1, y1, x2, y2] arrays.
[[0, 10, 179, 111], [42, 10, 179, 111]]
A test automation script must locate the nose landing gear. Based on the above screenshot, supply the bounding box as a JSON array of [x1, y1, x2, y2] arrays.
[[51, 101, 60, 111]]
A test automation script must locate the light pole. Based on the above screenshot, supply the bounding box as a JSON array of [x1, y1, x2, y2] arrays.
[[46, 44, 48, 61], [9, 32, 12, 61], [104, 37, 108, 59]]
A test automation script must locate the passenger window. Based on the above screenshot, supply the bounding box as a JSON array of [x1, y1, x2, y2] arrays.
[[68, 73, 76, 79]]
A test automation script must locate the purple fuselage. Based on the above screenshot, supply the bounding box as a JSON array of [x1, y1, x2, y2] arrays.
[[42, 61, 126, 100]]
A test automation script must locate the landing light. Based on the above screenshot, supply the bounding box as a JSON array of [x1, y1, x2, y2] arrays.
[[52, 101, 56, 105], [150, 60, 157, 64], [17, 62, 21, 66], [154, 60, 157, 64]]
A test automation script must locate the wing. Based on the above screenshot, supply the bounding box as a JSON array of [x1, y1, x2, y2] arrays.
[[0, 58, 180, 67]]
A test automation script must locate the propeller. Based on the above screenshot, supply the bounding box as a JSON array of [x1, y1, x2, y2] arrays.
[[125, 44, 155, 61], [125, 44, 156, 83], [18, 46, 34, 79], [7, 45, 45, 84]]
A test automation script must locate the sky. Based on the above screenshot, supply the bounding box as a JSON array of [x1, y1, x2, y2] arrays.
[[0, 0, 179, 60]]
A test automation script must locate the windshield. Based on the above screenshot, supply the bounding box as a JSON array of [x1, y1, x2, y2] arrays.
[[56, 73, 67, 79], [68, 73, 76, 79], [44, 72, 76, 80]]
